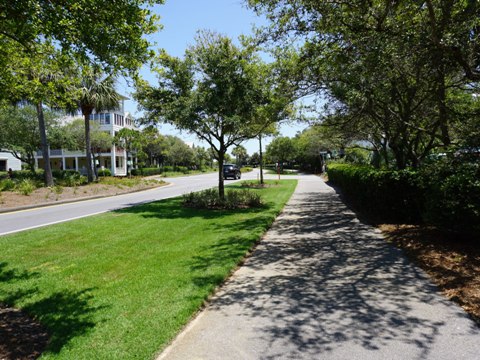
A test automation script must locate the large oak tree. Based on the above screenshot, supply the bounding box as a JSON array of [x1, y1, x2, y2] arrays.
[[248, 0, 480, 168], [136, 31, 292, 198]]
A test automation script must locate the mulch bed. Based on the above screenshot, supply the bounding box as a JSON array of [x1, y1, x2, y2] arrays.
[[327, 178, 480, 326], [379, 224, 480, 325], [0, 304, 49, 360], [0, 181, 165, 211]]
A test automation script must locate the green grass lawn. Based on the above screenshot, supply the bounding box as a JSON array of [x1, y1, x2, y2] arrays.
[[0, 180, 297, 359]]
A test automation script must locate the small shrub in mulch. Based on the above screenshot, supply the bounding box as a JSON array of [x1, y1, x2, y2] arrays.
[[182, 188, 263, 210], [240, 181, 279, 189], [0, 179, 16, 192], [16, 179, 39, 196], [0, 304, 49, 360]]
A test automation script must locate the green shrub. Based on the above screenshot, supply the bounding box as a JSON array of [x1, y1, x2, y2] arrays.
[[183, 188, 263, 210], [131, 167, 163, 176], [327, 164, 424, 223], [420, 159, 480, 234], [182, 188, 220, 208], [52, 185, 64, 194], [98, 169, 112, 177], [17, 179, 37, 195], [240, 167, 253, 173], [225, 189, 242, 209], [244, 190, 262, 207], [344, 148, 371, 165], [52, 169, 79, 179], [327, 161, 480, 235], [0, 179, 16, 192], [8, 170, 43, 182], [59, 173, 88, 187], [176, 166, 189, 174]]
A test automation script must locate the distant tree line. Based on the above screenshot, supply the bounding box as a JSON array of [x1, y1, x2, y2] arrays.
[[0, 107, 212, 175]]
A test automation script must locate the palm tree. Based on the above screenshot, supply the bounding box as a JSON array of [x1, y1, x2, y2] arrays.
[[232, 145, 247, 166], [76, 68, 120, 182]]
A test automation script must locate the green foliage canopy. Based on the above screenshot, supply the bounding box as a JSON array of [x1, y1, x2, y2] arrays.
[[248, 0, 480, 169], [0, 104, 60, 172], [136, 30, 293, 197], [0, 0, 161, 74], [265, 136, 296, 164]]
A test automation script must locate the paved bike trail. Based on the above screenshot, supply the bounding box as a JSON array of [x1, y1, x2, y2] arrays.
[[157, 174, 479, 360]]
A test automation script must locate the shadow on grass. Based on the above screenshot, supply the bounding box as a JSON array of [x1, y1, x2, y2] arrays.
[[115, 194, 276, 222], [0, 262, 107, 356], [187, 232, 262, 291], [114, 186, 288, 305]]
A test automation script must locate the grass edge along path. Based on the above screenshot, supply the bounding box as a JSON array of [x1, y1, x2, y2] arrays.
[[0, 180, 297, 360]]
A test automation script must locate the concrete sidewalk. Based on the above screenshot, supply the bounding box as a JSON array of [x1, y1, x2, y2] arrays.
[[158, 175, 479, 360]]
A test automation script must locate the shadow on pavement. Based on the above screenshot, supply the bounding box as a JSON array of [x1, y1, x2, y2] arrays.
[[204, 186, 479, 359]]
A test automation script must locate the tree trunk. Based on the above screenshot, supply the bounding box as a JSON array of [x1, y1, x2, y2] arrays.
[[381, 140, 389, 168], [84, 114, 94, 182], [218, 147, 225, 199], [36, 102, 54, 186], [436, 68, 451, 146], [126, 150, 130, 177], [391, 144, 407, 170], [26, 152, 36, 173], [92, 152, 98, 178], [259, 134, 264, 184]]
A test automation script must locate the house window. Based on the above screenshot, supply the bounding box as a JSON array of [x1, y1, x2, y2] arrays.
[[115, 157, 123, 168], [114, 114, 124, 126], [0, 160, 6, 172]]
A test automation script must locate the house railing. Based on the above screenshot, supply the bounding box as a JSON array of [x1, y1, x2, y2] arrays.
[[36, 149, 95, 156]]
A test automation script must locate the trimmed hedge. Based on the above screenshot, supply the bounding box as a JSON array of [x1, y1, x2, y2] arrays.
[[420, 159, 480, 235], [327, 162, 480, 235], [97, 169, 112, 177], [131, 167, 163, 176], [1, 170, 44, 181], [327, 164, 423, 223]]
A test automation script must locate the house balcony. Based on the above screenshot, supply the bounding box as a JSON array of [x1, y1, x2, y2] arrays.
[[36, 149, 79, 156]]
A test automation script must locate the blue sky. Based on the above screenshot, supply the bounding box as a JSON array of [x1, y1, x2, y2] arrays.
[[119, 0, 307, 155]]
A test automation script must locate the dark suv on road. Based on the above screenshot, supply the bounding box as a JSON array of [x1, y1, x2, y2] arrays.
[[223, 164, 241, 180]]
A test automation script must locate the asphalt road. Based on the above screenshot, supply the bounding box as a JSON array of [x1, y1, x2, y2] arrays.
[[0, 170, 262, 236]]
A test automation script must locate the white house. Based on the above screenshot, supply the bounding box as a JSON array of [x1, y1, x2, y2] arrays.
[[34, 97, 137, 176], [0, 151, 22, 172]]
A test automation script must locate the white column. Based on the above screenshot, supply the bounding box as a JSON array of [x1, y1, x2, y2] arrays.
[[75, 157, 79, 172], [111, 145, 116, 176]]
